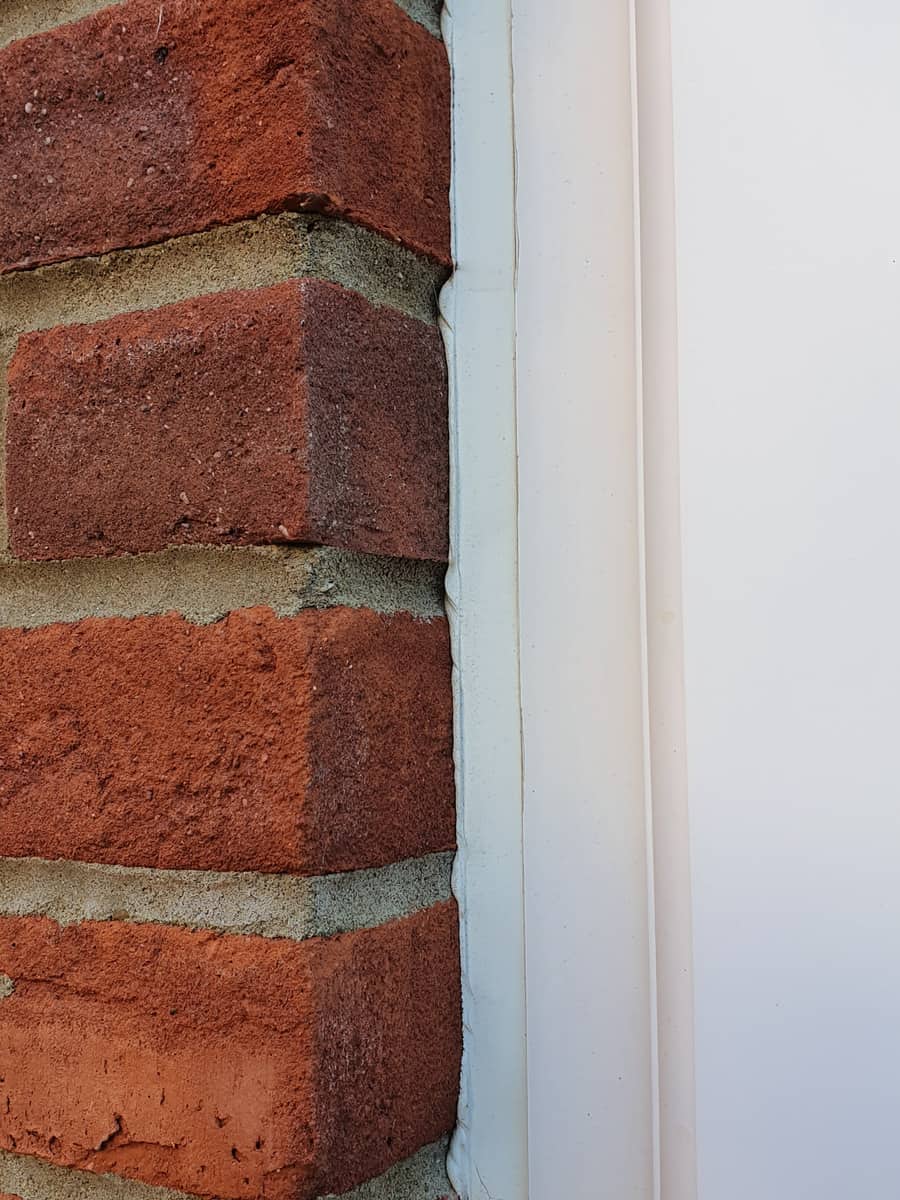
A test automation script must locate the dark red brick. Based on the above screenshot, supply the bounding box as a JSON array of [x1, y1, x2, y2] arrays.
[[0, 0, 450, 269], [0, 903, 461, 1198], [7, 280, 448, 562], [0, 607, 455, 874]]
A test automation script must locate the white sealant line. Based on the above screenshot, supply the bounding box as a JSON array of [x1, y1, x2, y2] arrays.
[[441, 0, 528, 1197]]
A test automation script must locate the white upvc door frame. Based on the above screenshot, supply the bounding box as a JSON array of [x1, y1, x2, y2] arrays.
[[448, 0, 900, 1196], [445, 1, 688, 1198], [512, 0, 659, 1197]]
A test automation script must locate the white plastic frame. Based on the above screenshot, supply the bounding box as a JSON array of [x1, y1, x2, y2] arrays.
[[445, 1, 665, 1198]]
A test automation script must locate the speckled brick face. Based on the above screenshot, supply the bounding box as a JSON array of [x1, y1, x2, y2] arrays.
[[0, 0, 450, 270], [7, 280, 449, 562], [0, 0, 457, 1194], [0, 903, 461, 1199], [0, 606, 455, 873]]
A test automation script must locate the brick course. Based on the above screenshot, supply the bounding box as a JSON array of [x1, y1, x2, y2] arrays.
[[0, 903, 461, 1199], [7, 280, 448, 563], [0, 0, 456, 1193], [0, 0, 450, 271], [0, 607, 455, 874]]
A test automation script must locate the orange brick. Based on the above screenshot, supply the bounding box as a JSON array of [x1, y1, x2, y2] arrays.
[[0, 903, 461, 1198], [0, 608, 455, 874], [7, 281, 448, 563], [0, 0, 450, 270]]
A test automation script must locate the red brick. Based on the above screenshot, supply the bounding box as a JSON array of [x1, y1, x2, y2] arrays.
[[0, 903, 461, 1199], [7, 280, 448, 563], [0, 607, 455, 874], [0, 0, 450, 270]]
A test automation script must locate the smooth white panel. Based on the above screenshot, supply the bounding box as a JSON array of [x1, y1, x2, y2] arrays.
[[514, 1, 655, 1197], [669, 3, 900, 1195]]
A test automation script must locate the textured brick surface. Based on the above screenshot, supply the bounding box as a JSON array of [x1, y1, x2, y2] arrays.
[[8, 280, 448, 563], [0, 903, 461, 1199], [0, 0, 450, 270], [0, 607, 455, 874], [0, 1, 458, 1193]]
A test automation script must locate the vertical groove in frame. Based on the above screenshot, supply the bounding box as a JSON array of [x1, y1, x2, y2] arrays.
[[632, 0, 699, 1196], [628, 0, 662, 1193]]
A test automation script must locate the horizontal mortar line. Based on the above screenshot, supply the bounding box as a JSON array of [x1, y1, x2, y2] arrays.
[[0, 0, 443, 53], [0, 850, 454, 941], [0, 212, 443, 352], [0, 1138, 453, 1200], [0, 544, 446, 630]]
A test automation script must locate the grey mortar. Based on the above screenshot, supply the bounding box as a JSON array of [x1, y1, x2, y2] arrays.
[[0, 211, 446, 551], [0, 1138, 454, 1200], [0, 851, 454, 940], [0, 0, 444, 49], [0, 545, 445, 629], [0, 213, 442, 338], [0, 0, 111, 48], [393, 0, 443, 38], [323, 1140, 455, 1199]]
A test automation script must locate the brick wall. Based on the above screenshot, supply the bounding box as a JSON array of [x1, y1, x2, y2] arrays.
[[0, 1, 458, 1198]]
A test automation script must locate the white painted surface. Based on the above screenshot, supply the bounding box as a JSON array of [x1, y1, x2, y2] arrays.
[[513, 2, 655, 1197], [442, 3, 529, 1199], [662, 2, 900, 1195]]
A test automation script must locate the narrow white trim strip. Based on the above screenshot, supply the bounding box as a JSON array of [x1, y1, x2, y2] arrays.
[[629, 0, 663, 1191], [442, 2, 529, 1197], [632, 0, 698, 1195], [512, 0, 654, 1196]]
